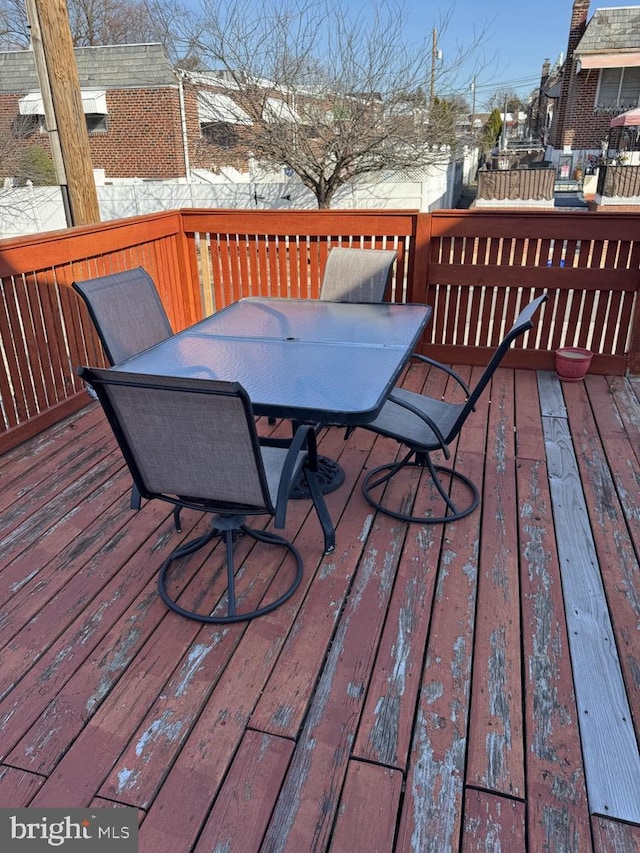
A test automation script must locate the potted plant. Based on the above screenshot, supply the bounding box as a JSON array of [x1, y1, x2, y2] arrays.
[[555, 347, 593, 381]]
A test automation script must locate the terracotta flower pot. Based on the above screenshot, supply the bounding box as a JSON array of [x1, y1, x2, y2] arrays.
[[555, 347, 593, 382]]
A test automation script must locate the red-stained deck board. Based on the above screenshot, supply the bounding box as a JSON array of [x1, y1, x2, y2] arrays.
[[517, 457, 592, 851], [330, 760, 403, 852], [394, 450, 484, 851], [514, 368, 547, 461], [97, 536, 300, 808], [466, 369, 525, 797], [0, 499, 176, 758], [192, 730, 295, 853], [461, 789, 526, 851], [351, 499, 444, 770], [0, 404, 104, 504], [249, 442, 377, 739], [0, 446, 125, 573], [592, 816, 640, 853], [6, 516, 215, 779], [0, 467, 134, 649], [0, 768, 44, 807], [258, 509, 410, 853], [128, 497, 354, 847], [27, 576, 214, 806]]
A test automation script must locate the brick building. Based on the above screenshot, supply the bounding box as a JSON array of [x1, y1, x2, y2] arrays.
[[0, 43, 260, 183], [546, 1, 640, 171]]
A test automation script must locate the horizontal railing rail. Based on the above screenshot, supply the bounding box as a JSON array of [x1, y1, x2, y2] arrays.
[[1, 207, 639, 451]]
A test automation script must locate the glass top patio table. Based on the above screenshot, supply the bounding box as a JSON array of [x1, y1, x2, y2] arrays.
[[114, 297, 432, 426]]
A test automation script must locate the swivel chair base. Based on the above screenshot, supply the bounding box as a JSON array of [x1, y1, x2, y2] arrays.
[[158, 515, 303, 623], [362, 451, 479, 524]]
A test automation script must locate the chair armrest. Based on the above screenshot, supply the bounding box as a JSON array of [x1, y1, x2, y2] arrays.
[[409, 353, 472, 399]]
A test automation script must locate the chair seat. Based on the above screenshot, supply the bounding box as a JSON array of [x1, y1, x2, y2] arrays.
[[366, 389, 466, 450]]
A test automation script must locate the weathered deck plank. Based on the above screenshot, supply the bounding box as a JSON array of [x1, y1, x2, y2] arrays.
[[461, 789, 526, 852], [395, 451, 484, 851], [540, 378, 640, 825], [517, 456, 592, 851], [0, 366, 638, 851], [467, 368, 524, 798], [331, 761, 403, 852]]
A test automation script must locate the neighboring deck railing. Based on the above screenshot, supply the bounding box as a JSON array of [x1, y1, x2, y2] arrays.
[[596, 164, 640, 199], [476, 167, 556, 205], [1, 208, 639, 451]]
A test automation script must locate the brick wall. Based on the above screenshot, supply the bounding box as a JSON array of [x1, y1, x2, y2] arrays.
[[90, 88, 186, 179], [564, 70, 613, 149], [0, 82, 258, 182], [550, 0, 590, 150], [0, 86, 196, 181]]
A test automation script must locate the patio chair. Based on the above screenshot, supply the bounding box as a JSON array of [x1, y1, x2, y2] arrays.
[[360, 292, 548, 524], [73, 267, 175, 514], [270, 248, 398, 435], [319, 247, 398, 302], [78, 367, 335, 624], [72, 267, 173, 366]]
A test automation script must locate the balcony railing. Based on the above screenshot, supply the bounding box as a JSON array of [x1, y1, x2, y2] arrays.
[[1, 207, 639, 452], [476, 168, 556, 206], [596, 164, 640, 200]]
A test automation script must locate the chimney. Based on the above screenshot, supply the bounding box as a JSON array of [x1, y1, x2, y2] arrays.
[[567, 0, 590, 60], [552, 0, 590, 149]]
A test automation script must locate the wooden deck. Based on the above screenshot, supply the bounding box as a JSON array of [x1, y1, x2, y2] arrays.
[[1, 362, 639, 852]]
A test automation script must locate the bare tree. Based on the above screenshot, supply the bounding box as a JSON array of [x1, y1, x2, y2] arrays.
[[0, 0, 191, 60], [0, 0, 29, 48], [184, 0, 488, 208]]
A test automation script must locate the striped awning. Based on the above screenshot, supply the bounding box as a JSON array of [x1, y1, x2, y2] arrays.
[[18, 90, 108, 115], [197, 92, 252, 125]]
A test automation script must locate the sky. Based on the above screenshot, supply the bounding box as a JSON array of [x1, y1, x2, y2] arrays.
[[186, 0, 637, 108], [400, 0, 636, 107]]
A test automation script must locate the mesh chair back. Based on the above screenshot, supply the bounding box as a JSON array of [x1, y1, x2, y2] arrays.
[[319, 247, 398, 302], [451, 293, 548, 436], [73, 267, 173, 365], [80, 368, 274, 513]]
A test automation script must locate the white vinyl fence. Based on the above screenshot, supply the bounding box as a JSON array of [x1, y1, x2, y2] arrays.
[[0, 149, 477, 238]]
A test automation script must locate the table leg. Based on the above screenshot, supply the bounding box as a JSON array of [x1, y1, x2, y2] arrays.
[[290, 455, 345, 499]]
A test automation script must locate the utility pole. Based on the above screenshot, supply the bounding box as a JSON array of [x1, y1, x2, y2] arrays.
[[24, 0, 101, 226], [501, 93, 508, 151], [470, 76, 476, 134], [430, 28, 437, 108]]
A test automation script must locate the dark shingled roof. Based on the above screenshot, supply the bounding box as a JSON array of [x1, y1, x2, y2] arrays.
[[575, 6, 640, 54], [0, 43, 176, 93]]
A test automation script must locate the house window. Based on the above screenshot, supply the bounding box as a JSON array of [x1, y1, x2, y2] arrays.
[[11, 114, 42, 138], [85, 114, 108, 134], [596, 67, 640, 112], [201, 122, 238, 148]]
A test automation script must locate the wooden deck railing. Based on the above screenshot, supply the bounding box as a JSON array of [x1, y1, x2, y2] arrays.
[[1, 207, 639, 452]]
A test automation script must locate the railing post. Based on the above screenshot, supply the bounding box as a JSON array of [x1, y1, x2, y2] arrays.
[[627, 289, 640, 375], [410, 212, 432, 304]]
